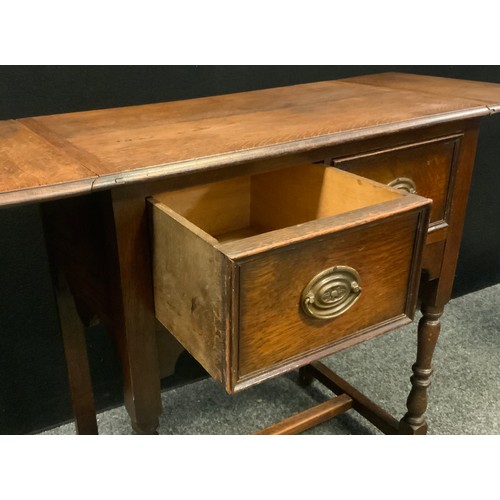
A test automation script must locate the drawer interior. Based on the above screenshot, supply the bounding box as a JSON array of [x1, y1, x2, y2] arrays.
[[154, 164, 402, 243]]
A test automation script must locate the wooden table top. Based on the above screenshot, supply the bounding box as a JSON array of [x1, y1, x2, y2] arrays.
[[1, 72, 500, 207]]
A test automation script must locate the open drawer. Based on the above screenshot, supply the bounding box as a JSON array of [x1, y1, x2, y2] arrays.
[[148, 164, 431, 393]]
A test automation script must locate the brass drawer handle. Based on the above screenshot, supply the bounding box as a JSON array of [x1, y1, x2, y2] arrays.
[[301, 266, 362, 319], [388, 177, 417, 194]]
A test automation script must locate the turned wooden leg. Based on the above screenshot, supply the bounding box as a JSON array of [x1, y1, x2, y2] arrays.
[[399, 302, 443, 435], [54, 269, 98, 435]]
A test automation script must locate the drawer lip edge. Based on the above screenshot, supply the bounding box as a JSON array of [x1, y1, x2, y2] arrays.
[[219, 195, 431, 261]]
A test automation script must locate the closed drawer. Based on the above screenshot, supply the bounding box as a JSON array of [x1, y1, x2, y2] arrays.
[[332, 136, 460, 229], [149, 164, 431, 392]]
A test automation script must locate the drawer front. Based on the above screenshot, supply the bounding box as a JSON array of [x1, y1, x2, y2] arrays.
[[237, 210, 425, 378], [332, 137, 459, 228]]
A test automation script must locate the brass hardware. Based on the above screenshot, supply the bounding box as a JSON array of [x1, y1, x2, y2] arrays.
[[388, 177, 417, 194], [301, 266, 362, 319]]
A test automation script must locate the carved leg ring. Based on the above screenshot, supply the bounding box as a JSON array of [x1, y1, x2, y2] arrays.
[[400, 305, 443, 435]]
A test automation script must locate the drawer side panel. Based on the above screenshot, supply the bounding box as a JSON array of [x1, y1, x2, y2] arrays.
[[150, 201, 228, 383]]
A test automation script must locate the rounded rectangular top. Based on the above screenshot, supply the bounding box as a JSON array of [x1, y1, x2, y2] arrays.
[[1, 72, 499, 207]]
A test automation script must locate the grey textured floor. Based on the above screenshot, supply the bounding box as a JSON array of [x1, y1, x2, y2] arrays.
[[42, 283, 500, 435]]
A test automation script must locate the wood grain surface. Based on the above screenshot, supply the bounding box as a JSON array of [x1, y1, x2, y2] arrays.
[[255, 394, 353, 435], [333, 135, 458, 225], [153, 163, 402, 240], [249, 164, 401, 232], [150, 200, 229, 384], [303, 362, 400, 435], [0, 120, 96, 204], [106, 188, 163, 434], [153, 176, 251, 238], [237, 211, 422, 376], [1, 73, 499, 206], [343, 72, 500, 112]]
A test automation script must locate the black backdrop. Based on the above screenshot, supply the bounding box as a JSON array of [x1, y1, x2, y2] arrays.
[[1, 66, 499, 434]]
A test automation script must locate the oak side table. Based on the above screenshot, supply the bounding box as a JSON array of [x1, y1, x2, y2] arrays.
[[2, 72, 500, 435]]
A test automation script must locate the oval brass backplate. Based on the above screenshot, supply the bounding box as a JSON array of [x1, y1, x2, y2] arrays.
[[301, 265, 362, 319], [388, 177, 417, 194]]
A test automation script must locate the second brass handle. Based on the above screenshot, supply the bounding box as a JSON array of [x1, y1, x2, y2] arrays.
[[388, 177, 417, 194]]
